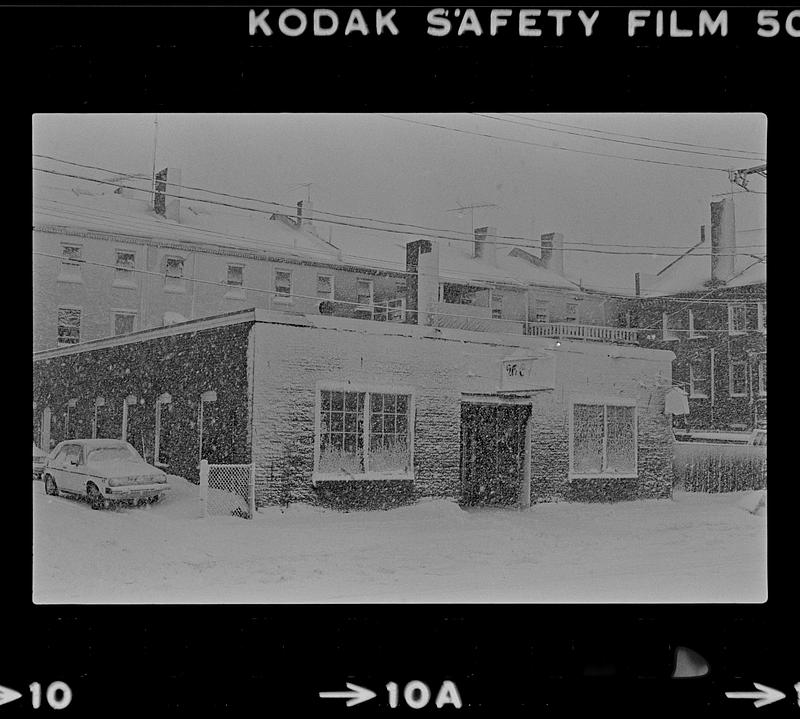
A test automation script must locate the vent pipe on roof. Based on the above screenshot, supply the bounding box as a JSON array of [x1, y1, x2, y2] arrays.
[[710, 197, 736, 283]]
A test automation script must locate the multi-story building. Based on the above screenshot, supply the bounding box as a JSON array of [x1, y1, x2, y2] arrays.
[[34, 167, 639, 353], [625, 197, 766, 432]]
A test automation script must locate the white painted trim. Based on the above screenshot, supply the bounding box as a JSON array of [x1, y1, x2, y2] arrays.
[[662, 312, 679, 341], [727, 303, 747, 335], [729, 359, 748, 397], [758, 359, 766, 397], [689, 361, 709, 399]]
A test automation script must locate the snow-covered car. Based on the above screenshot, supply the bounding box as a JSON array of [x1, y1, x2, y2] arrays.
[[42, 439, 170, 510], [33, 443, 48, 480]]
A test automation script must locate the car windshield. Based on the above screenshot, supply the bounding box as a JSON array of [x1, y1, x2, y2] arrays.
[[86, 445, 144, 464]]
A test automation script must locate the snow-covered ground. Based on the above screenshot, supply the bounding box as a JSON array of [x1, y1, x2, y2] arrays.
[[32, 478, 767, 604]]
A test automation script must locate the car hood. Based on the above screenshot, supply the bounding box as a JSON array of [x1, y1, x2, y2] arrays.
[[85, 461, 166, 479]]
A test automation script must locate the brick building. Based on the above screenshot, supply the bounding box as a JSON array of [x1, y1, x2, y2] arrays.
[[33, 309, 676, 510], [625, 197, 766, 432]]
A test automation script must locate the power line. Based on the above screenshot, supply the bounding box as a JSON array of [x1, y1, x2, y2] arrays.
[[498, 114, 766, 157], [33, 167, 767, 261], [376, 115, 736, 172], [473, 114, 767, 162], [35, 153, 768, 251]]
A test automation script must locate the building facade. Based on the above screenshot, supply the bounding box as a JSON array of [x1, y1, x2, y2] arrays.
[[624, 197, 766, 432], [33, 309, 676, 510]]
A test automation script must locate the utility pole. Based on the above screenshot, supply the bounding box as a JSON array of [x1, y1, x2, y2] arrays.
[[151, 113, 159, 209]]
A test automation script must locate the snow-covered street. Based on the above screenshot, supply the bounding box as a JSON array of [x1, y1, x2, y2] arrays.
[[33, 478, 766, 603]]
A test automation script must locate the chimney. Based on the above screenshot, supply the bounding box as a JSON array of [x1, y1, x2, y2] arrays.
[[406, 239, 440, 325], [540, 232, 565, 275], [710, 197, 736, 283], [297, 199, 314, 229], [473, 226, 497, 265], [154, 167, 182, 222]]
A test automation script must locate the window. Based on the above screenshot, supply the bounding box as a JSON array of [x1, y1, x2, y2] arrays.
[[757, 302, 766, 333], [58, 244, 83, 282], [729, 360, 748, 397], [317, 274, 334, 300], [357, 279, 374, 307], [57, 307, 81, 346], [113, 312, 136, 336], [165, 256, 185, 290], [758, 359, 766, 396], [442, 283, 477, 305], [490, 291, 503, 320], [662, 312, 679, 340], [534, 300, 550, 323], [226, 264, 244, 287], [688, 309, 707, 339], [316, 388, 413, 479], [115, 250, 136, 284], [274, 269, 292, 302], [728, 304, 747, 334], [689, 359, 710, 398], [565, 302, 579, 323], [570, 399, 637, 478]]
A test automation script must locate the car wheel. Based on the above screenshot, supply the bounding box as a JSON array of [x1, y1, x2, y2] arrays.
[[148, 494, 161, 505], [87, 483, 106, 510], [44, 475, 58, 496]]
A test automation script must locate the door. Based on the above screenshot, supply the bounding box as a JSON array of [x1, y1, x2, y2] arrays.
[[51, 444, 81, 492], [460, 403, 530, 507]]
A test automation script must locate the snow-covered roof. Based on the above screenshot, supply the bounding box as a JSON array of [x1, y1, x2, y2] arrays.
[[33, 176, 578, 290], [640, 228, 766, 297]]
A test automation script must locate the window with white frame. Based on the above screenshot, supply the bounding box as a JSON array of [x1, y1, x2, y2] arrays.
[[274, 269, 292, 301], [758, 359, 767, 396], [59, 243, 83, 281], [164, 256, 185, 290], [688, 309, 708, 338], [113, 311, 136, 336], [316, 388, 412, 478], [115, 250, 136, 284], [729, 360, 748, 397], [534, 300, 550, 323], [356, 279, 374, 307], [57, 307, 81, 346], [689, 358, 710, 398], [570, 399, 637, 478], [757, 302, 766, 333], [317, 274, 334, 300], [565, 302, 579, 323], [662, 312, 679, 340], [728, 304, 747, 334], [226, 264, 244, 287], [490, 291, 503, 320]]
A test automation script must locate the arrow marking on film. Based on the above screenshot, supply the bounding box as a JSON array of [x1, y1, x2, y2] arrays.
[[725, 682, 786, 708], [319, 682, 376, 707], [0, 685, 22, 708]]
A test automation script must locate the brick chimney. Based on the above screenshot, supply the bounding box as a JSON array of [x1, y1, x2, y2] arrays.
[[297, 199, 314, 229], [540, 232, 565, 275], [710, 197, 736, 283], [473, 226, 497, 265], [154, 167, 182, 222], [406, 239, 440, 325]]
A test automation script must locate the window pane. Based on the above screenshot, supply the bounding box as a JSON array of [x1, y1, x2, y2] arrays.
[[606, 406, 635, 473], [573, 404, 604, 473], [331, 391, 343, 412], [371, 393, 383, 413], [321, 390, 331, 411], [114, 314, 135, 335], [344, 411, 356, 433], [331, 411, 343, 433], [227, 265, 243, 286], [166, 257, 184, 278], [317, 275, 332, 296], [396, 396, 407, 414]]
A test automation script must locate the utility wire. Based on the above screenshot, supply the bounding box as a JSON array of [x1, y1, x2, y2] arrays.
[[496, 113, 766, 158], [35, 153, 768, 251], [376, 115, 736, 172], [33, 167, 767, 260], [473, 114, 767, 161]]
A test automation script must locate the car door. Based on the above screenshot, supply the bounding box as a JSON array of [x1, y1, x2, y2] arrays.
[[59, 444, 84, 493]]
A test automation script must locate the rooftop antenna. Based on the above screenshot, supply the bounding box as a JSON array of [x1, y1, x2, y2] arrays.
[[287, 182, 313, 205], [444, 200, 498, 247], [150, 113, 159, 209]]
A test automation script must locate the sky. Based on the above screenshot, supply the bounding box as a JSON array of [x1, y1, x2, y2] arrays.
[[33, 113, 767, 292]]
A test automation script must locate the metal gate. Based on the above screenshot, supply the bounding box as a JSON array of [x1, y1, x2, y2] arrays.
[[199, 459, 256, 519]]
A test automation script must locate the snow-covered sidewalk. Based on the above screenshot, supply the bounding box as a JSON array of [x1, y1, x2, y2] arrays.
[[32, 478, 766, 603]]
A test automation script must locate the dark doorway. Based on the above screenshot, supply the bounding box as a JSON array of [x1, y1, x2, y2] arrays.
[[460, 403, 530, 507]]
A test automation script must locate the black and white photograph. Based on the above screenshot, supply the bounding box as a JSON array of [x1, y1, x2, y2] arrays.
[[11, 4, 796, 716], [32, 112, 767, 604]]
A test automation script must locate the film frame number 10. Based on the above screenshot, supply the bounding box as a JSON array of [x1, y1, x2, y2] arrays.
[[29, 682, 73, 710]]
